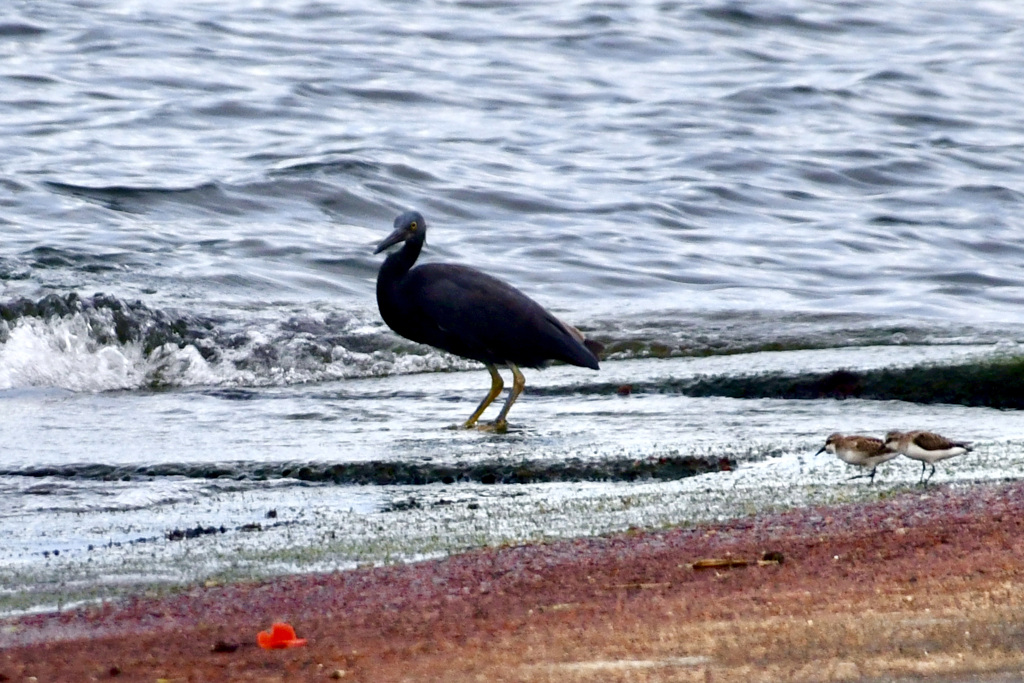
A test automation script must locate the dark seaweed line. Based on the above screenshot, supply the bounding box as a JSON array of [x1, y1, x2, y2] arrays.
[[546, 356, 1024, 409], [0, 455, 732, 486]]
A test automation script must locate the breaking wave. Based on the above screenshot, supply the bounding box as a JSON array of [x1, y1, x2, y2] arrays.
[[2, 292, 1022, 403], [0, 292, 448, 391]]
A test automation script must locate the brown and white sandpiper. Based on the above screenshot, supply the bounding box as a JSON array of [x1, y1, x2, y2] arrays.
[[884, 430, 972, 484], [815, 432, 898, 484]]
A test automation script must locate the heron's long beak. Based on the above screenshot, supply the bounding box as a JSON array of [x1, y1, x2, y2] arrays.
[[374, 226, 409, 254]]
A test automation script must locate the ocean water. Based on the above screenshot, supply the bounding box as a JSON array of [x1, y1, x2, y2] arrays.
[[2, 0, 1024, 615]]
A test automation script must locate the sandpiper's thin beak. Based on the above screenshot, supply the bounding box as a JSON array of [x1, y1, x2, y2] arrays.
[[814, 445, 827, 456], [374, 226, 408, 254]]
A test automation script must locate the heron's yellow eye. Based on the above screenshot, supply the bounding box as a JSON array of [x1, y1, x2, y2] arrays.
[[409, 221, 418, 231]]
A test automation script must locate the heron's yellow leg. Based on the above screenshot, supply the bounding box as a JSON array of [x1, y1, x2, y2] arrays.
[[492, 363, 525, 429], [462, 364, 503, 429]]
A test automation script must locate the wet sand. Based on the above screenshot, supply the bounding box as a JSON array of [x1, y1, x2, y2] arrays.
[[4, 480, 1024, 682]]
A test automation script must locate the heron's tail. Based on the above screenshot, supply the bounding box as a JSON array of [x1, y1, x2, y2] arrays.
[[584, 338, 604, 358], [559, 321, 601, 370]]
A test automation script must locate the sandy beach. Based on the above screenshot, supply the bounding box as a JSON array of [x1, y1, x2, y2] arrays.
[[4, 479, 1024, 682]]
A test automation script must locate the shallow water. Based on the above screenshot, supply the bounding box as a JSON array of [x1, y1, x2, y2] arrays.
[[2, 0, 1024, 615]]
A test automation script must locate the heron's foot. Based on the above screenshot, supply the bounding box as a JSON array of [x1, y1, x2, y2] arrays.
[[453, 418, 509, 433], [473, 419, 509, 434]]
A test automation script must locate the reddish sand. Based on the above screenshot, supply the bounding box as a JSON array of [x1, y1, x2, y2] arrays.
[[4, 480, 1024, 682]]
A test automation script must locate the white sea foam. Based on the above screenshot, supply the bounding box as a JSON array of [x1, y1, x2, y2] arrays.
[[0, 312, 468, 392], [0, 314, 224, 391], [0, 316, 143, 391]]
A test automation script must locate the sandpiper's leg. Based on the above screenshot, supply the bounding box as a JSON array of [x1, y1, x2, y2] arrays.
[[918, 461, 927, 484], [491, 363, 525, 430], [462, 364, 503, 429], [925, 463, 937, 484], [868, 466, 877, 484]]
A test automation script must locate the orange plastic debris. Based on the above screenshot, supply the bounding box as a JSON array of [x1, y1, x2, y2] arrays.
[[257, 622, 307, 649]]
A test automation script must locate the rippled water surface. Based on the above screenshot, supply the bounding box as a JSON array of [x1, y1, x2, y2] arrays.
[[2, 0, 1024, 615]]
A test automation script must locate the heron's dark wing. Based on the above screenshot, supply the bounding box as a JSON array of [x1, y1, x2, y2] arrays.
[[406, 264, 597, 369]]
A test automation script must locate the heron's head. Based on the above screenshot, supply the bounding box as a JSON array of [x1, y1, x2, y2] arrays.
[[374, 211, 426, 254]]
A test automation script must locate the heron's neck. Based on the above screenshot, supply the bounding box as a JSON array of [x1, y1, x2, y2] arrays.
[[379, 237, 423, 284]]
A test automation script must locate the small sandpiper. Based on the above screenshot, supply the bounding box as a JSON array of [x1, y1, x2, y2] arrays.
[[816, 432, 898, 484], [884, 430, 972, 484]]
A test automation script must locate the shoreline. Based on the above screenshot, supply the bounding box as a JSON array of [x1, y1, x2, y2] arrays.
[[4, 478, 1024, 681], [7, 424, 1011, 619]]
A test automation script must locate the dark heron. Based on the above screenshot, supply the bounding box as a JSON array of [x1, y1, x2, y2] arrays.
[[374, 211, 601, 430]]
